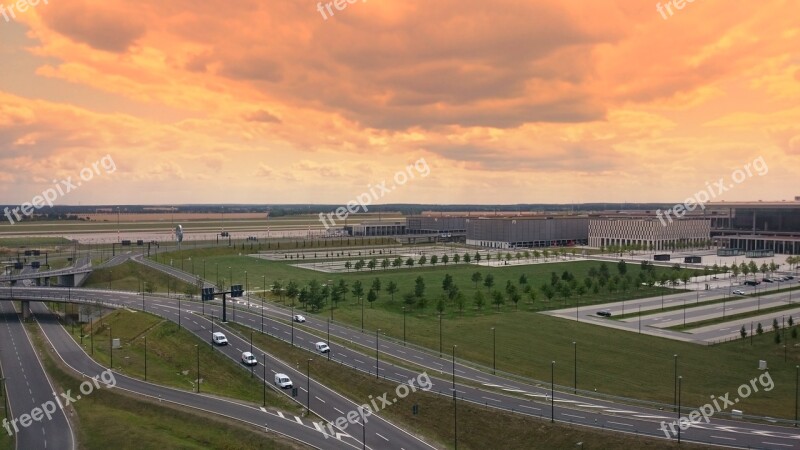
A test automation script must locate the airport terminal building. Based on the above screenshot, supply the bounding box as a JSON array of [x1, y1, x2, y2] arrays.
[[465, 216, 589, 249], [588, 216, 711, 251]]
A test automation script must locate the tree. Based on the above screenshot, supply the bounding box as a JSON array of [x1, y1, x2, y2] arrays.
[[351, 280, 364, 302], [392, 257, 403, 268], [455, 291, 466, 312], [468, 272, 482, 290], [372, 278, 381, 294], [756, 323, 764, 335], [519, 274, 528, 286], [436, 297, 445, 314], [617, 260, 627, 276], [430, 255, 438, 266], [463, 253, 471, 263], [483, 273, 495, 291], [773, 318, 780, 333], [344, 261, 352, 272], [775, 332, 782, 344], [740, 325, 747, 339], [337, 279, 348, 302], [367, 258, 377, 271], [403, 292, 416, 306], [354, 259, 366, 271], [492, 290, 505, 310], [442, 274, 454, 292], [474, 290, 485, 310], [418, 255, 427, 266], [442, 254, 449, 265], [789, 316, 794, 328], [367, 289, 378, 308], [452, 254, 459, 264], [731, 264, 740, 278], [474, 252, 481, 263], [286, 281, 300, 306], [386, 281, 398, 301], [414, 276, 426, 298], [405, 257, 415, 267], [511, 291, 521, 310], [381, 258, 390, 271]]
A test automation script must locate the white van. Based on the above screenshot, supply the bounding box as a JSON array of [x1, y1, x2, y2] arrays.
[[274, 373, 292, 389], [212, 332, 228, 346], [315, 341, 330, 353]]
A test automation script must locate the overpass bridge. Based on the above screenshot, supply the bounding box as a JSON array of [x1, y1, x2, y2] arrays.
[[0, 257, 93, 287]]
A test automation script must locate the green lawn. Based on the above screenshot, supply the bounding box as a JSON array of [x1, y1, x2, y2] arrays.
[[83, 261, 197, 293], [226, 323, 708, 450], [63, 308, 297, 412], [28, 321, 305, 450]]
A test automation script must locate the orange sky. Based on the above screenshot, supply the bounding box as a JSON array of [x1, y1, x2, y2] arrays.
[[0, 0, 798, 206]]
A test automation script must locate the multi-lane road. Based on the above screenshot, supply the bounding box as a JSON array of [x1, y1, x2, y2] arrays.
[[3, 285, 800, 449]]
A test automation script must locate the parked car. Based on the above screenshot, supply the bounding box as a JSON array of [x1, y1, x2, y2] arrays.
[[763, 278, 773, 283], [788, 276, 795, 280], [315, 341, 330, 353], [274, 373, 293, 389], [597, 309, 612, 317], [241, 352, 258, 366], [211, 332, 228, 346], [293, 314, 306, 323], [733, 290, 746, 295]]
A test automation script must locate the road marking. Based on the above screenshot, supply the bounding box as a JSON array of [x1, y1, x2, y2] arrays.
[[315, 396, 326, 403], [634, 414, 670, 419], [763, 442, 792, 447], [518, 405, 541, 411], [710, 436, 736, 441], [481, 397, 501, 403], [607, 421, 632, 427], [375, 433, 389, 441], [563, 413, 584, 419], [260, 407, 267, 413], [277, 411, 285, 419]]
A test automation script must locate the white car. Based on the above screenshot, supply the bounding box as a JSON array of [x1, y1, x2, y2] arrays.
[[315, 341, 330, 353], [211, 332, 228, 346], [274, 373, 293, 389], [733, 290, 746, 295], [241, 352, 258, 366], [293, 314, 306, 323]]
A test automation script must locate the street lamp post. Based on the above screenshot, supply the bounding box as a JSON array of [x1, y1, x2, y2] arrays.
[[306, 359, 312, 412], [452, 345, 457, 389], [673, 354, 678, 411], [144, 336, 148, 381], [491, 327, 496, 374], [677, 376, 682, 443], [263, 353, 267, 407], [250, 331, 254, 378], [573, 341, 577, 394], [550, 360, 555, 423], [439, 313, 443, 357], [375, 329, 381, 379], [196, 344, 200, 393], [261, 276, 266, 333], [402, 307, 407, 346], [291, 305, 295, 347]]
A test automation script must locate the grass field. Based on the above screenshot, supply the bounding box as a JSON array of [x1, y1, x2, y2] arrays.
[[63, 308, 298, 412], [226, 323, 709, 450], [81, 246, 792, 420], [83, 261, 197, 293], [27, 321, 305, 450]]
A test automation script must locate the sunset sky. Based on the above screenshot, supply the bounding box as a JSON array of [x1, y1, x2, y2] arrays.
[[0, 0, 798, 206]]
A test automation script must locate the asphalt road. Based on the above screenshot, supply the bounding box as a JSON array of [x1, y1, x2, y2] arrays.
[[0, 301, 75, 450], [4, 287, 800, 449]]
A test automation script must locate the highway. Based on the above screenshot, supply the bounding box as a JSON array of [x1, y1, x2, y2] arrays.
[[4, 286, 800, 448], [0, 301, 75, 450]]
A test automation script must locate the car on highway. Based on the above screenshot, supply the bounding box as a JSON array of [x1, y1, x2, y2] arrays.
[[596, 309, 612, 317], [293, 314, 306, 323], [274, 373, 293, 389], [733, 289, 746, 295], [241, 352, 258, 366], [315, 341, 330, 353], [211, 332, 228, 346]]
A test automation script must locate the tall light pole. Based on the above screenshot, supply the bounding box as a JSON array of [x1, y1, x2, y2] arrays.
[[109, 326, 113, 369], [491, 327, 496, 374], [327, 319, 331, 361], [144, 336, 148, 381], [249, 331, 254, 378], [263, 353, 267, 407], [673, 354, 678, 412], [196, 344, 200, 393], [550, 360, 555, 423], [573, 341, 577, 394], [306, 359, 312, 412], [291, 304, 295, 347], [677, 376, 682, 443], [452, 345, 457, 389], [261, 276, 266, 333], [375, 329, 381, 379], [402, 307, 407, 346]]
